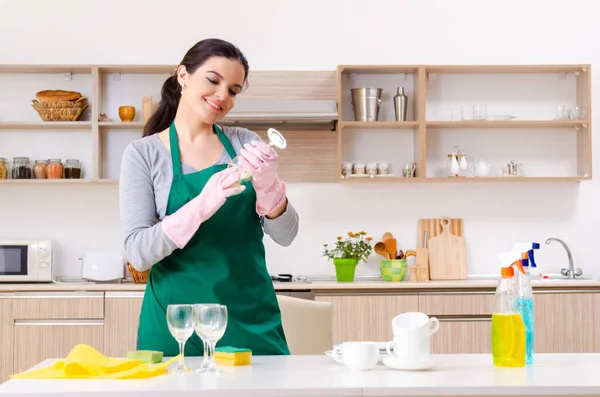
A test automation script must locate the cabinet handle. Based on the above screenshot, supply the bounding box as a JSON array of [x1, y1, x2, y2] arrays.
[[105, 292, 145, 298], [436, 316, 491, 322], [14, 319, 104, 326], [419, 291, 494, 296], [14, 292, 104, 299]]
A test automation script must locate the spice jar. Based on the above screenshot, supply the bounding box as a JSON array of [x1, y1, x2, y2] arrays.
[[64, 159, 82, 179], [0, 158, 7, 180], [12, 157, 31, 179], [46, 159, 63, 179], [33, 160, 48, 179]]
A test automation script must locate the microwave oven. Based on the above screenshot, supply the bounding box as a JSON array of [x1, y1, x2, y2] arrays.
[[0, 239, 52, 282]]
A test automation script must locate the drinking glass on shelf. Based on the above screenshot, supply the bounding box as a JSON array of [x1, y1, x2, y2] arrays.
[[192, 304, 228, 374], [166, 304, 194, 373]]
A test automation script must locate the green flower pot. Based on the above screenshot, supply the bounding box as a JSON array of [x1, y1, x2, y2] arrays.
[[380, 259, 407, 282], [333, 258, 359, 282]]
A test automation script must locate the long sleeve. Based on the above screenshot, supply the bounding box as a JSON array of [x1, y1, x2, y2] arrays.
[[261, 199, 299, 247], [119, 143, 178, 271]]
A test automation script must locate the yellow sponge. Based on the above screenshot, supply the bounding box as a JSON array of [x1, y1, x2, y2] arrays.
[[214, 346, 252, 366]]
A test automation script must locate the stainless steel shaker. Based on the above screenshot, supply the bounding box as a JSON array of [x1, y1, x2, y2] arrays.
[[393, 86, 408, 121]]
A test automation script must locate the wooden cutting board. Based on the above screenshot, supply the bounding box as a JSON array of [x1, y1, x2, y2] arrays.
[[418, 218, 463, 248], [421, 218, 467, 280]]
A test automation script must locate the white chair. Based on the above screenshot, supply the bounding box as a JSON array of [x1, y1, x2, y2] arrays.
[[276, 295, 333, 355]]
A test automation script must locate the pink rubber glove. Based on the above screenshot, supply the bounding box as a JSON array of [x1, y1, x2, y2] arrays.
[[239, 140, 287, 216], [161, 167, 245, 248]]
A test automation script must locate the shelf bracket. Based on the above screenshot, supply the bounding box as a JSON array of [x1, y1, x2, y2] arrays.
[[113, 73, 121, 81], [397, 72, 407, 81], [582, 67, 588, 73], [64, 73, 72, 81], [558, 73, 567, 80]]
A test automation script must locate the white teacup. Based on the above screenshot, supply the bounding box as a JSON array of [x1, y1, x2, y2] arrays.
[[386, 312, 439, 362], [332, 341, 379, 371]]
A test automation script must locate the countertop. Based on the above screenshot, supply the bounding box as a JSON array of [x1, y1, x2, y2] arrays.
[[3, 353, 600, 396], [0, 277, 599, 293]]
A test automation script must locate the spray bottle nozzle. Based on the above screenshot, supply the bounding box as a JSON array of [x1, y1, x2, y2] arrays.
[[511, 258, 527, 274]]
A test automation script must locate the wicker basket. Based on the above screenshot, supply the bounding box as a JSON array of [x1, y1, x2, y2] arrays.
[[127, 262, 149, 284], [31, 97, 88, 121]]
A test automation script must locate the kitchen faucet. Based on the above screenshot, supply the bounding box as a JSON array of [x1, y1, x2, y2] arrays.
[[544, 237, 582, 279]]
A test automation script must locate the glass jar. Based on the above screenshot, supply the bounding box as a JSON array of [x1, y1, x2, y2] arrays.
[[64, 159, 82, 179], [46, 159, 64, 179], [12, 157, 31, 179], [33, 160, 48, 179], [0, 158, 7, 180]]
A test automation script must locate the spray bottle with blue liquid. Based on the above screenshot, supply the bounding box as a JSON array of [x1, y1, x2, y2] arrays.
[[498, 242, 539, 365]]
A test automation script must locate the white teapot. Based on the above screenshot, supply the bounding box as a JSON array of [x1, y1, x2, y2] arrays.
[[469, 158, 491, 177]]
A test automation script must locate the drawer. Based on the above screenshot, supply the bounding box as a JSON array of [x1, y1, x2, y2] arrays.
[[13, 292, 104, 319], [419, 292, 494, 316]]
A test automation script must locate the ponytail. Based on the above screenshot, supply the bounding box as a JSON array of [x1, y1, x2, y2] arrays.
[[142, 75, 181, 137]]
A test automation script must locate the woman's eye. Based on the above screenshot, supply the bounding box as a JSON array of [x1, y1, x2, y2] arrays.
[[206, 78, 218, 85], [229, 90, 238, 97]]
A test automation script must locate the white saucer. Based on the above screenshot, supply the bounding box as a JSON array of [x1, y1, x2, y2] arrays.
[[325, 349, 388, 364], [382, 356, 441, 371]]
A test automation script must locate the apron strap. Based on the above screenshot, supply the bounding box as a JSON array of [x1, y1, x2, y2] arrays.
[[169, 122, 237, 176], [214, 124, 238, 161], [168, 122, 182, 177]]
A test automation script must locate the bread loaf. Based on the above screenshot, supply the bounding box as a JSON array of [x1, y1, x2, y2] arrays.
[[35, 90, 82, 102]]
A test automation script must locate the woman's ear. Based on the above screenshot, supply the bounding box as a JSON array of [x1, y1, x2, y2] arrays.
[[176, 65, 189, 90]]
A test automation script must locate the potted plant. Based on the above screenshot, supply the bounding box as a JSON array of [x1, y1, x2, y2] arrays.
[[323, 231, 373, 282]]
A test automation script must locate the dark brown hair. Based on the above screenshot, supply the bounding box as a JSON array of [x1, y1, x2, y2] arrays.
[[143, 38, 249, 137]]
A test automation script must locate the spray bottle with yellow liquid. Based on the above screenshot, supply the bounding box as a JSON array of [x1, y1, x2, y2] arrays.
[[491, 259, 527, 367]]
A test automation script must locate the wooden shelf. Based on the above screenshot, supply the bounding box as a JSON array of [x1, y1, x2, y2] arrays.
[[0, 179, 119, 184], [425, 120, 588, 129], [338, 176, 590, 182], [340, 121, 419, 129], [99, 122, 145, 129], [0, 63, 593, 184], [337, 63, 592, 181], [0, 122, 92, 130], [424, 65, 589, 74]]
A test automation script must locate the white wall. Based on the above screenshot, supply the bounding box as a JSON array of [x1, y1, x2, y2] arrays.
[[0, 0, 598, 279]]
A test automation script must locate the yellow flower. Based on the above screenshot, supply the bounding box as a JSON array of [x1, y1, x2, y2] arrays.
[[365, 237, 373, 242], [348, 232, 355, 237], [337, 236, 343, 240]]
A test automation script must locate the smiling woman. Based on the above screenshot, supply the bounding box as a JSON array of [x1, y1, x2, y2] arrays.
[[118, 38, 299, 358]]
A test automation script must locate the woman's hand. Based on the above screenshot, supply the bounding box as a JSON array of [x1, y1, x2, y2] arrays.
[[161, 167, 245, 248], [240, 140, 287, 217]]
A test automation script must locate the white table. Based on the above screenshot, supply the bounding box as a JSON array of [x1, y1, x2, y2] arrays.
[[2, 353, 600, 397]]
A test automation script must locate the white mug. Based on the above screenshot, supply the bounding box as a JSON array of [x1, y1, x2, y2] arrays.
[[387, 312, 439, 362], [392, 312, 439, 337], [332, 341, 379, 371]]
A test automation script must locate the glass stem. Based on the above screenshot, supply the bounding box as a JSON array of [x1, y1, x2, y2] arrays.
[[208, 341, 217, 370], [203, 340, 208, 365], [178, 341, 185, 370]]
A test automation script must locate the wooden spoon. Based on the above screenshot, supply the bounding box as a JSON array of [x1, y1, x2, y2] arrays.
[[382, 232, 394, 241], [374, 242, 390, 259], [385, 238, 397, 260]]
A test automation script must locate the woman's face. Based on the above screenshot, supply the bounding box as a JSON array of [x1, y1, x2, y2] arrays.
[[178, 56, 246, 124]]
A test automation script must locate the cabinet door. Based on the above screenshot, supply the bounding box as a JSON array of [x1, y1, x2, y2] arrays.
[[430, 318, 492, 354], [315, 293, 419, 344], [103, 292, 144, 357], [534, 291, 600, 353], [0, 295, 14, 383], [13, 320, 104, 374]]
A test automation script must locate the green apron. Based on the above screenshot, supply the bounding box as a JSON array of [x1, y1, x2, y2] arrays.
[[136, 122, 289, 357]]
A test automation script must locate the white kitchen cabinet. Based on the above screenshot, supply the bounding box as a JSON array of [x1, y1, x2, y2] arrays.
[[103, 292, 144, 357]]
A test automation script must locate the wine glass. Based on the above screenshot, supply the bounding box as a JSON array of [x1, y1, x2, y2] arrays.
[[166, 304, 194, 373], [192, 304, 228, 374]]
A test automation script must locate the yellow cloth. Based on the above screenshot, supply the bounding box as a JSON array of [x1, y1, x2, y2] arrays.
[[11, 344, 179, 379]]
